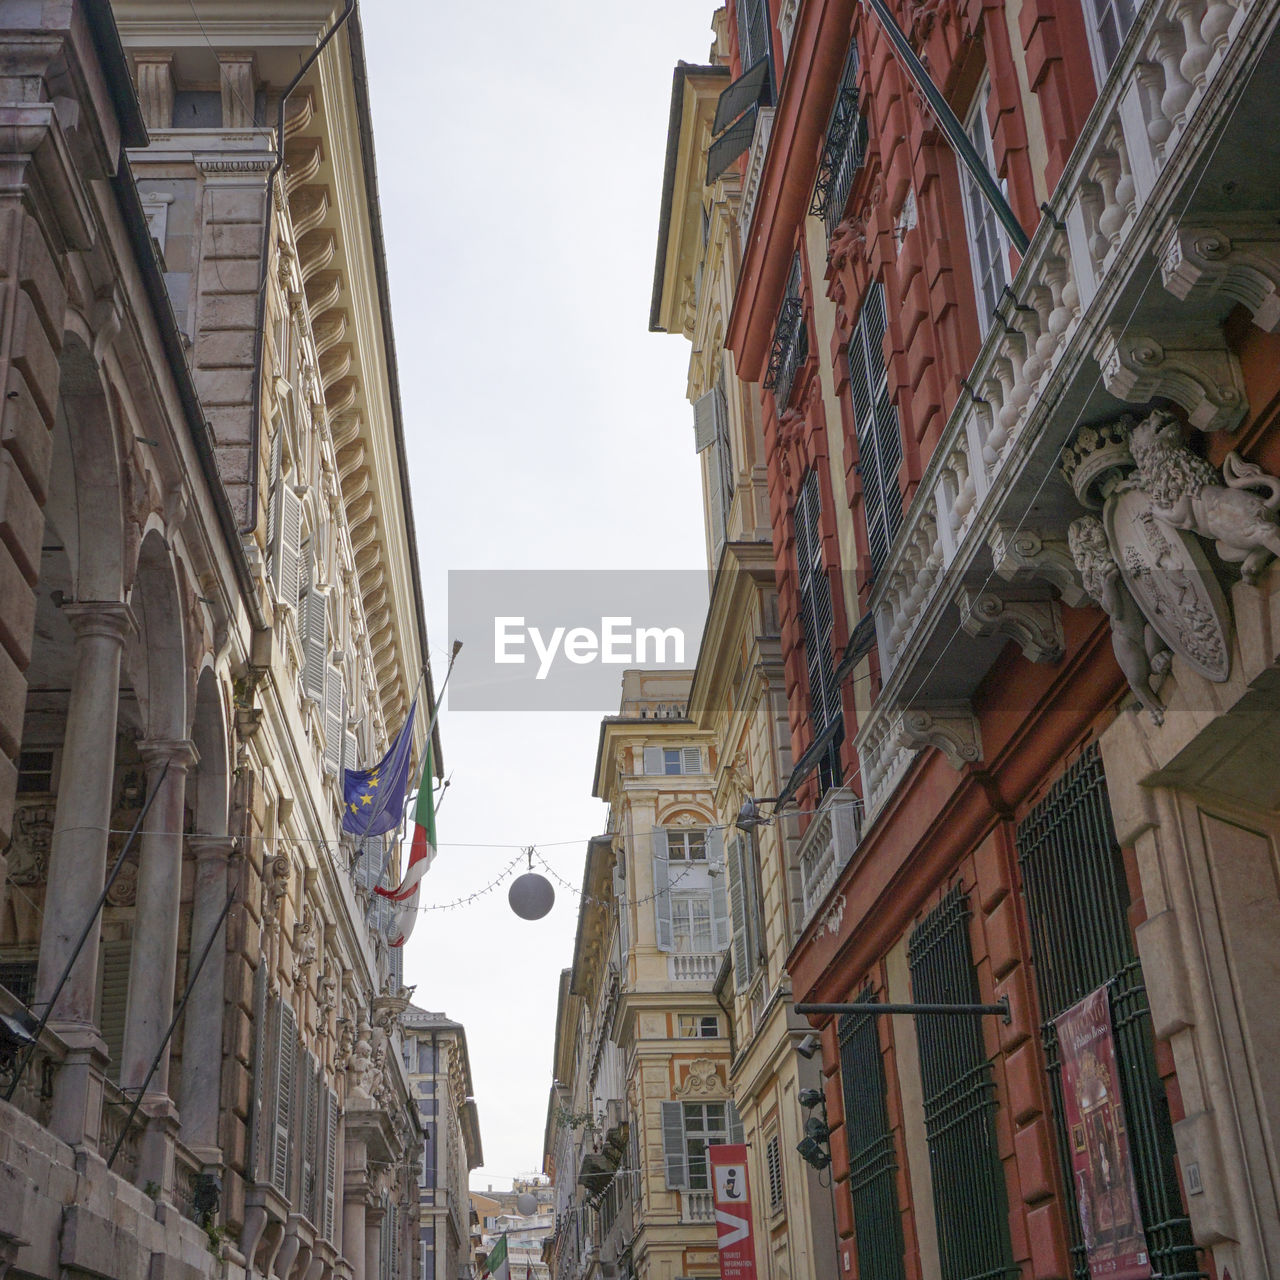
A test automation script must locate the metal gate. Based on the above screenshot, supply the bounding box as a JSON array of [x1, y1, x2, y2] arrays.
[[1017, 743, 1201, 1279]]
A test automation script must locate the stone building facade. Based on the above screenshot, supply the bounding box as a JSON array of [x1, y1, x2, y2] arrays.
[[401, 1007, 482, 1280], [660, 0, 1280, 1279], [0, 3, 436, 1278]]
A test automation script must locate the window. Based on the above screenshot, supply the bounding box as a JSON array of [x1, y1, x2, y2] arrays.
[[764, 253, 809, 410], [848, 282, 903, 578], [811, 40, 867, 237], [728, 832, 766, 993], [16, 749, 54, 794], [678, 1013, 721, 1038], [793, 470, 843, 792], [766, 1132, 784, 1211], [958, 78, 1011, 335], [661, 1100, 745, 1190], [671, 893, 714, 954], [644, 745, 703, 776], [734, 0, 772, 78], [1083, 0, 1137, 78], [690, 373, 735, 564], [668, 830, 707, 861]]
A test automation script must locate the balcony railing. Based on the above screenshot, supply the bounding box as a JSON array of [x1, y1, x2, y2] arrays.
[[681, 1190, 716, 1223], [98, 1078, 145, 1183], [668, 952, 721, 982], [855, 0, 1273, 820], [811, 42, 867, 237], [797, 789, 864, 925], [765, 256, 808, 409]]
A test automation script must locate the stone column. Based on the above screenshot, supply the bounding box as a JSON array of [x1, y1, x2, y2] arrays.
[[343, 1145, 369, 1280], [178, 835, 235, 1161], [35, 601, 134, 1147], [364, 1199, 384, 1280]]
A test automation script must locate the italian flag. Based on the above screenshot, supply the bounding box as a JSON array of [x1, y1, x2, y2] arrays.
[[374, 741, 436, 947], [482, 1234, 510, 1280]]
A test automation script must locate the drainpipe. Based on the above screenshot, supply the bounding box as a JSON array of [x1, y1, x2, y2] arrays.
[[239, 0, 357, 536]]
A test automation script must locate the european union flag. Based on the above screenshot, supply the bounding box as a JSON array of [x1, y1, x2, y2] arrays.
[[342, 698, 418, 838]]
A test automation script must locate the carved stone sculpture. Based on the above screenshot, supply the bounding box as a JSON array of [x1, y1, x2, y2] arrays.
[[1069, 516, 1171, 723], [1129, 409, 1280, 583], [291, 904, 317, 984]]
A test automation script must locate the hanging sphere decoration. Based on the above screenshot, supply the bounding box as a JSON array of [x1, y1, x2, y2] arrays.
[[515, 1191, 539, 1217], [509, 849, 554, 920]]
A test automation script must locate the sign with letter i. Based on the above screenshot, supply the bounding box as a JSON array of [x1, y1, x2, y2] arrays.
[[709, 1143, 759, 1280]]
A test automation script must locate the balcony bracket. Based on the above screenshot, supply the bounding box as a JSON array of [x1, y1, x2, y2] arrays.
[[1095, 323, 1247, 433], [989, 525, 1090, 608], [1159, 216, 1280, 333], [956, 586, 1066, 664], [889, 703, 982, 771]]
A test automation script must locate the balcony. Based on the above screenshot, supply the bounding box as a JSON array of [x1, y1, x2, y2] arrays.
[[668, 952, 721, 982], [797, 788, 864, 926], [681, 1190, 716, 1223], [855, 0, 1280, 820]]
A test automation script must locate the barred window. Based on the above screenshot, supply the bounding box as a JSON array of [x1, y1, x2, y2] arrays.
[[848, 282, 903, 578], [811, 40, 867, 236], [764, 254, 809, 410]]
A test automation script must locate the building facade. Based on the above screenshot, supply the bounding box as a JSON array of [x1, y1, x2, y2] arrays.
[[0, 3, 438, 1278], [402, 1008, 483, 1280], [669, 0, 1280, 1279], [649, 19, 841, 1280]]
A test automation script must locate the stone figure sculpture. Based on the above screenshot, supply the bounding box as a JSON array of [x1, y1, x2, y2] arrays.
[[1069, 516, 1171, 723], [1129, 409, 1280, 583]]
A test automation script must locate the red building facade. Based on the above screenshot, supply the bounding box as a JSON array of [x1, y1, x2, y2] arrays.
[[707, 0, 1280, 1277]]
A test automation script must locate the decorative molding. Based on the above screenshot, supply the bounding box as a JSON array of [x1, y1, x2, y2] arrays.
[[814, 894, 846, 941], [988, 525, 1090, 608], [1159, 217, 1280, 332], [1095, 324, 1246, 433], [133, 54, 174, 132], [890, 703, 982, 770], [956, 587, 1066, 663], [777, 0, 800, 59], [737, 108, 775, 245], [675, 1058, 727, 1099]]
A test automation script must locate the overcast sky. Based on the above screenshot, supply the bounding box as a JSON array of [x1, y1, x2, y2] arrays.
[[360, 2, 718, 1190]]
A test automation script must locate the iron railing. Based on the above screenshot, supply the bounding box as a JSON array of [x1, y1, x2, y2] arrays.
[[837, 991, 906, 1280], [811, 42, 868, 236], [1017, 745, 1202, 1280], [764, 255, 808, 409], [908, 888, 1017, 1280]]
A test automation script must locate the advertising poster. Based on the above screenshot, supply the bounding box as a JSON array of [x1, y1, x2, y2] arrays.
[[1055, 987, 1153, 1280], [709, 1143, 759, 1280]]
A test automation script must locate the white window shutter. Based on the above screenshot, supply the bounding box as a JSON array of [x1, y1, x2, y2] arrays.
[[643, 746, 663, 775], [303, 588, 328, 702], [652, 827, 673, 952], [692, 389, 718, 452], [728, 835, 752, 991], [661, 1101, 689, 1188], [273, 482, 302, 606], [727, 1100, 745, 1144], [266, 425, 283, 559], [682, 746, 702, 775], [708, 446, 727, 564], [708, 828, 731, 952], [324, 667, 343, 775], [342, 726, 359, 783]]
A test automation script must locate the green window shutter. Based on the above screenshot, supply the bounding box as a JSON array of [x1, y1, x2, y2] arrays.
[[744, 834, 766, 970], [272, 1000, 297, 1197], [96, 938, 132, 1083], [728, 835, 752, 992], [708, 828, 731, 953], [323, 1086, 339, 1240], [652, 828, 673, 952], [643, 746, 663, 775], [727, 1101, 745, 1144], [662, 1101, 689, 1189]]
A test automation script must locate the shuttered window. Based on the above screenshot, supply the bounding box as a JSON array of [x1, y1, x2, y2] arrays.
[[267, 996, 298, 1198], [654, 827, 729, 953], [643, 746, 703, 776], [908, 889, 1016, 1280], [735, 0, 771, 77], [958, 78, 1011, 336], [97, 938, 131, 1083], [301, 579, 327, 703], [1017, 745, 1198, 1280], [837, 992, 906, 1280], [728, 833, 765, 993], [793, 471, 843, 792], [848, 283, 903, 578], [269, 436, 302, 607], [323, 663, 344, 775], [693, 384, 733, 565], [323, 1086, 339, 1240], [661, 1100, 745, 1189], [766, 1132, 784, 1211]]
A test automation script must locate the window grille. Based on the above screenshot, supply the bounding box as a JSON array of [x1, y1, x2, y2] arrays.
[[1017, 745, 1201, 1280], [793, 470, 843, 791], [811, 41, 868, 236], [764, 254, 809, 410], [958, 78, 1011, 335], [908, 888, 1017, 1280], [837, 991, 906, 1280], [848, 282, 903, 578]]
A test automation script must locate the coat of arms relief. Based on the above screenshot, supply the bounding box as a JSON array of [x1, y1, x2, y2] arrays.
[[1061, 409, 1280, 723]]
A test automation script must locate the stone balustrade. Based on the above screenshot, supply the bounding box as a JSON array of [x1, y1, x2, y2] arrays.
[[855, 0, 1277, 821], [681, 1189, 716, 1223], [668, 952, 722, 982], [797, 791, 864, 926]]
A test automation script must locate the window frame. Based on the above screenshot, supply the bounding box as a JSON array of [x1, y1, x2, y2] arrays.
[[1082, 0, 1138, 82], [957, 76, 1012, 336]]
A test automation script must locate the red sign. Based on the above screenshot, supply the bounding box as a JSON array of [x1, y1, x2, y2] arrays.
[[1055, 988, 1153, 1280], [709, 1143, 758, 1280]]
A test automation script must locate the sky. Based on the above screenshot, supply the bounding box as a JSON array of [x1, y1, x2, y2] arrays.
[[360, 2, 719, 1191]]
